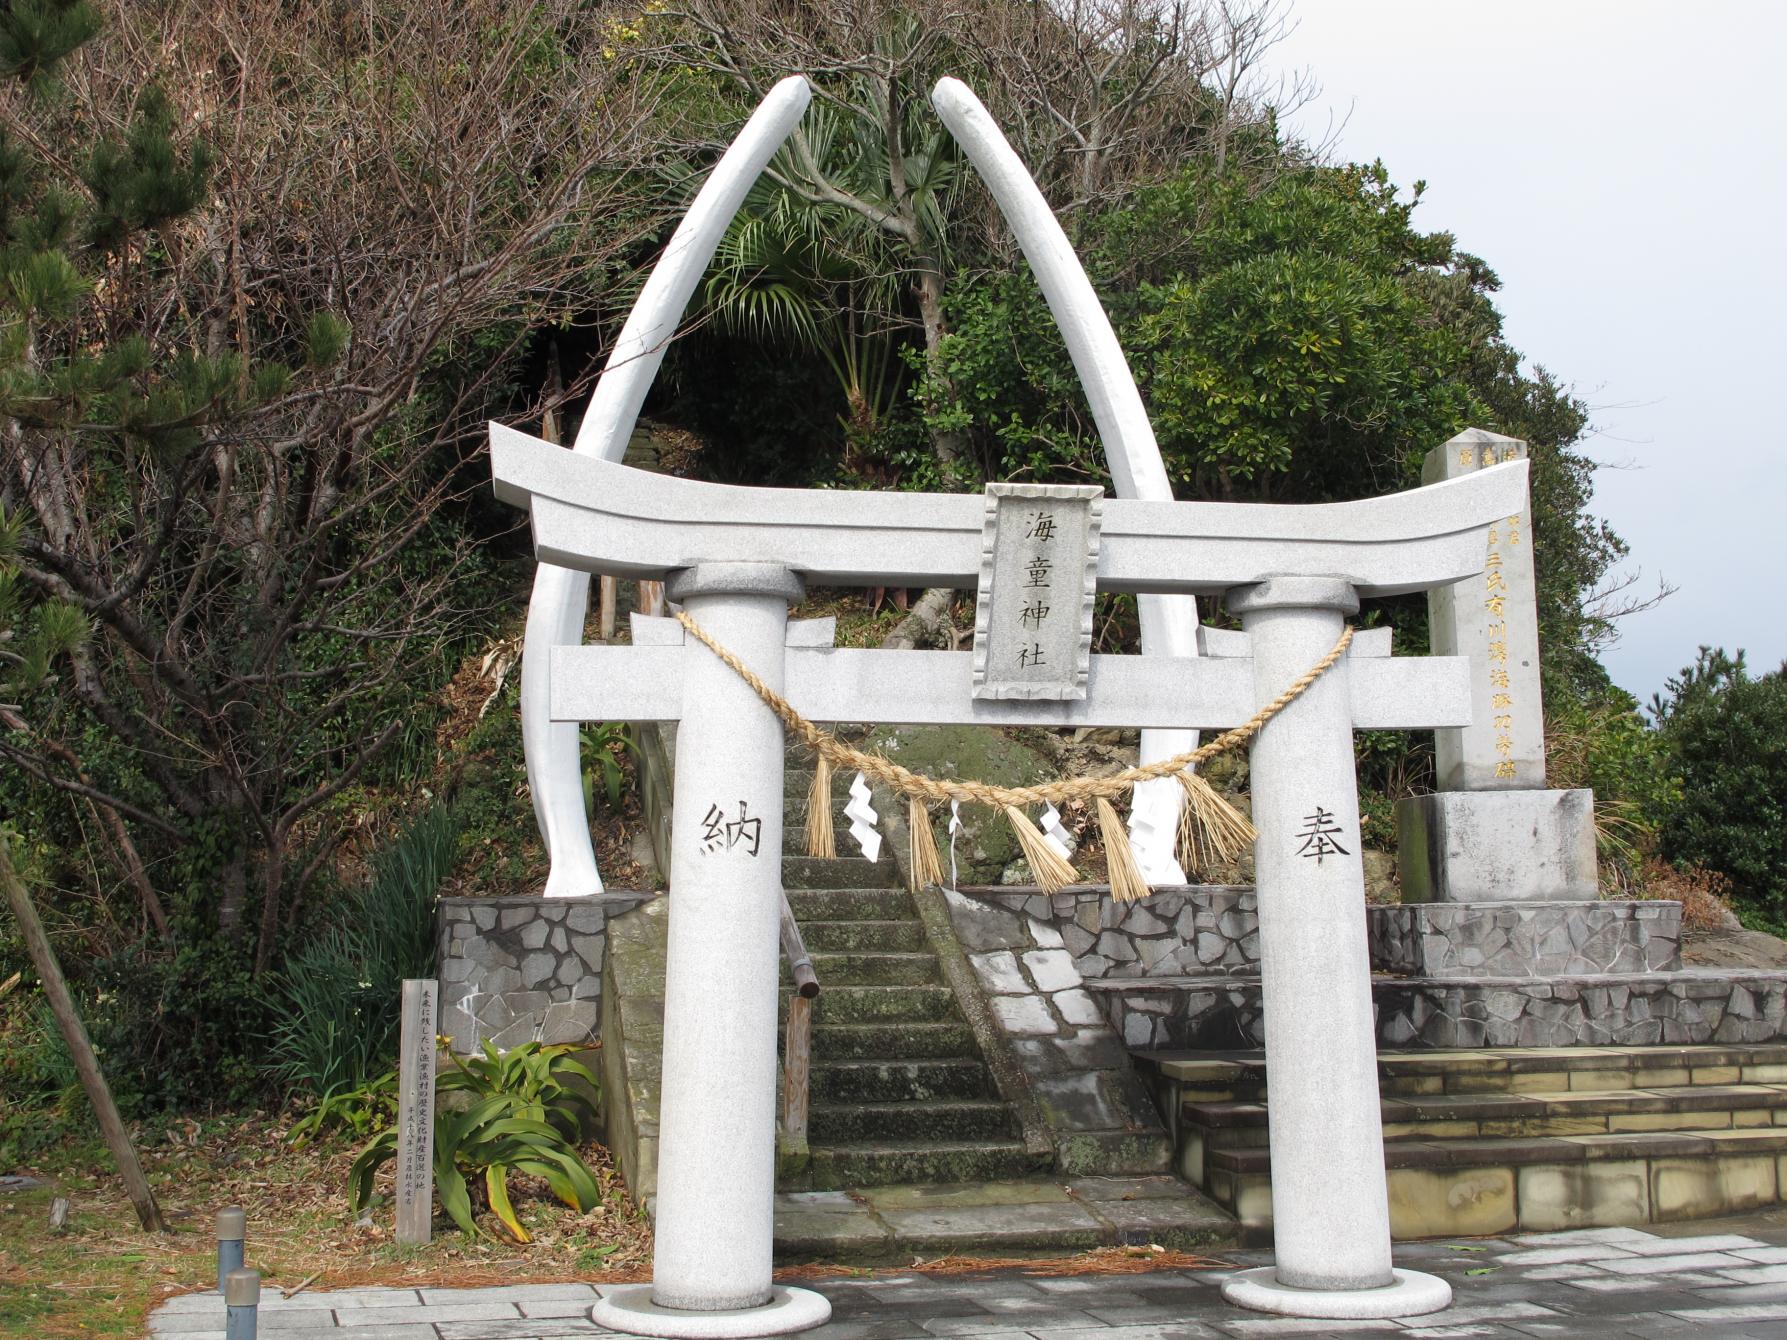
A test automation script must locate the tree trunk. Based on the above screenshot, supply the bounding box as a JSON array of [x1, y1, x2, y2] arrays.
[[0, 840, 167, 1232], [914, 266, 968, 471], [882, 586, 957, 651]]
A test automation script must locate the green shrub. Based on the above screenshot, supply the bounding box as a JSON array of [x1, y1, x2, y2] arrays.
[[267, 805, 461, 1099], [348, 1042, 600, 1241], [1653, 649, 1787, 927]]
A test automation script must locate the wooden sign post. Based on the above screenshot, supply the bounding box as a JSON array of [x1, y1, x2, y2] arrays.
[[395, 978, 438, 1245]]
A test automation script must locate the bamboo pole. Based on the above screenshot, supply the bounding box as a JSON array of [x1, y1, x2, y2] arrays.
[[0, 837, 166, 1232]]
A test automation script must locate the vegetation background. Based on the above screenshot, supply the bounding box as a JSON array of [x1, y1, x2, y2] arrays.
[[1, 0, 1780, 1147]]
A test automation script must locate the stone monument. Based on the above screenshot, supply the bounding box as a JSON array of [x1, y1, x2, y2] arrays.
[[1394, 429, 1620, 979], [1399, 428, 1597, 905]]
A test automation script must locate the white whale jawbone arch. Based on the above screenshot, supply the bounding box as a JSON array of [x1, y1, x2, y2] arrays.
[[522, 76, 813, 897], [522, 74, 1203, 894], [929, 78, 1198, 884]]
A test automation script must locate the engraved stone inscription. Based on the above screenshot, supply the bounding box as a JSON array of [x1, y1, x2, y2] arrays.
[[971, 483, 1102, 700]]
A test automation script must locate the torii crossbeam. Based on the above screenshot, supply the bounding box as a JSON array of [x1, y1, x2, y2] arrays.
[[492, 422, 1525, 1332]]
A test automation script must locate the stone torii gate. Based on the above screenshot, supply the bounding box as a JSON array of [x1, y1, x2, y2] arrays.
[[490, 425, 1528, 1331]]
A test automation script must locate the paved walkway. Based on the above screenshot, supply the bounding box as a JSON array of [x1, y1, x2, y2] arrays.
[[148, 1217, 1787, 1339]]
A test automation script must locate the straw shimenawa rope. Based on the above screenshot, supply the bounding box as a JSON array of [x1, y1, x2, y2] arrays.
[[674, 609, 1354, 897]]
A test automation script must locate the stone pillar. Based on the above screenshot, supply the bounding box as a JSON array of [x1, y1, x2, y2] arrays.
[[1425, 428, 1544, 791], [591, 562, 830, 1339], [1220, 578, 1450, 1321], [1398, 428, 1597, 904]]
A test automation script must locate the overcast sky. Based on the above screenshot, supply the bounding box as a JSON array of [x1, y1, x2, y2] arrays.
[[1262, 1, 1785, 707]]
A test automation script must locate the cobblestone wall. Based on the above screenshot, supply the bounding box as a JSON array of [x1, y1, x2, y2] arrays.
[[1095, 970, 1787, 1051], [1370, 901, 1680, 978], [961, 886, 1260, 979], [968, 887, 1681, 983], [436, 893, 653, 1054]]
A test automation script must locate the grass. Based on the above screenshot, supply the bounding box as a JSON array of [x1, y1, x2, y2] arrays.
[[0, 1110, 652, 1338]]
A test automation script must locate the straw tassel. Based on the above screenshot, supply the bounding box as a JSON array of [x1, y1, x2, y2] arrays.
[[907, 797, 945, 894], [1175, 770, 1256, 875], [1003, 804, 1078, 894], [1096, 797, 1151, 904], [804, 753, 836, 859]]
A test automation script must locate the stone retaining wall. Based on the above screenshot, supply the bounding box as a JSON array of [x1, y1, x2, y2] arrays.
[[436, 893, 653, 1054], [1370, 901, 1680, 978], [963, 886, 1680, 983], [958, 886, 1260, 979], [1092, 969, 1787, 1051]]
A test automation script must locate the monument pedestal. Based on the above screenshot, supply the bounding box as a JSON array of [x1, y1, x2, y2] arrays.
[[1222, 1268, 1453, 1321], [1397, 788, 1598, 904]]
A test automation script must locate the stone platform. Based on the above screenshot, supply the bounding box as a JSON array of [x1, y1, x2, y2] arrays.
[[1141, 1044, 1787, 1241]]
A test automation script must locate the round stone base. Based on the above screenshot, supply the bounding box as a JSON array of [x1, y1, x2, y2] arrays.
[[1221, 1267, 1452, 1320], [591, 1285, 832, 1338]]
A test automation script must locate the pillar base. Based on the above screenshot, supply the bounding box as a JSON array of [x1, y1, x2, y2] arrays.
[[1397, 788, 1598, 903], [1221, 1267, 1451, 1320], [592, 1285, 831, 1338]]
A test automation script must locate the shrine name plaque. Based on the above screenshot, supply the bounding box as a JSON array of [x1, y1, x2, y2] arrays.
[[971, 482, 1102, 701]]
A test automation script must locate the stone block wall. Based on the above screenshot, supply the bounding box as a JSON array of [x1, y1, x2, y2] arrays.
[[960, 885, 1259, 979], [436, 893, 653, 1054], [1096, 970, 1787, 1051], [940, 889, 1171, 1172], [1370, 901, 1681, 978], [969, 885, 1681, 985]]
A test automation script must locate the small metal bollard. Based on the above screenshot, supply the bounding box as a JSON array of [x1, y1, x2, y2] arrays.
[[223, 1267, 259, 1340], [216, 1207, 246, 1293]]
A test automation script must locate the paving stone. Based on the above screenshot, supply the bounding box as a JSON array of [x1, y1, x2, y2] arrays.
[[1711, 1262, 1787, 1283], [1664, 1300, 1787, 1320], [1024, 1325, 1227, 1340], [877, 1202, 1107, 1249], [1217, 1318, 1405, 1336], [1508, 1225, 1657, 1247], [1619, 1233, 1765, 1255], [920, 1314, 1095, 1335], [1730, 1245, 1787, 1263], [513, 1300, 602, 1323], [1593, 1251, 1750, 1275], [437, 1320, 606, 1339], [1406, 1303, 1561, 1327], [1493, 1244, 1636, 1265], [1567, 1271, 1734, 1292], [422, 1285, 599, 1305], [1692, 1280, 1787, 1302], [1518, 1263, 1600, 1280]]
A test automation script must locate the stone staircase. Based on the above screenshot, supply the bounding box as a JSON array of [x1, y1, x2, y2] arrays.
[[778, 755, 1040, 1190], [1138, 1043, 1787, 1241]]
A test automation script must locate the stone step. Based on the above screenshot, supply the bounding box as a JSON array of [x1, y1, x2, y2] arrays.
[[783, 888, 915, 920], [807, 1100, 1020, 1143], [1137, 1043, 1787, 1104], [1183, 1083, 1787, 1150], [772, 1174, 1238, 1261], [781, 856, 894, 889], [797, 920, 927, 953], [1200, 1124, 1787, 1241], [799, 1140, 1044, 1191], [811, 1058, 995, 1104], [810, 1022, 979, 1060], [804, 985, 958, 1024], [783, 951, 940, 988]]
